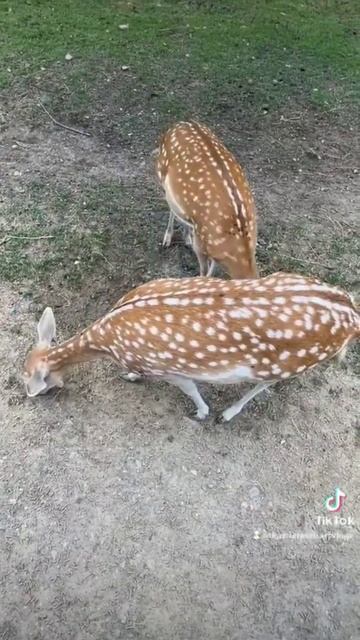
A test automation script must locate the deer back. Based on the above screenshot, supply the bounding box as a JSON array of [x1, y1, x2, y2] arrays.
[[157, 121, 257, 278]]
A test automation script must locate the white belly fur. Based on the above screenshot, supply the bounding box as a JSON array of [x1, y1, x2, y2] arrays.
[[164, 175, 193, 228], [190, 365, 257, 385]]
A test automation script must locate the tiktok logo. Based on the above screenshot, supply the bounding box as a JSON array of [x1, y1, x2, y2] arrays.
[[317, 488, 353, 527], [324, 488, 347, 513]]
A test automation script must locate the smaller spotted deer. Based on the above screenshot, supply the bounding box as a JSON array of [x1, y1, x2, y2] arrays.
[[156, 121, 258, 278], [23, 273, 359, 423]]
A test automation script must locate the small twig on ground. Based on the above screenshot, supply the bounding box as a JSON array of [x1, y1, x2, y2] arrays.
[[0, 234, 54, 246], [323, 214, 348, 232], [290, 418, 303, 438], [299, 171, 331, 178], [269, 136, 288, 151], [38, 100, 91, 137], [278, 115, 302, 122], [277, 254, 335, 270], [14, 140, 31, 148], [97, 252, 113, 267]]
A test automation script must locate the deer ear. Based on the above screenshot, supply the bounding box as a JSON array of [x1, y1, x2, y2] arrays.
[[37, 307, 56, 345]]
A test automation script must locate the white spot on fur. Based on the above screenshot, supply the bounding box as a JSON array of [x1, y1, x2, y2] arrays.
[[229, 308, 252, 319], [296, 365, 306, 373], [279, 351, 290, 361]]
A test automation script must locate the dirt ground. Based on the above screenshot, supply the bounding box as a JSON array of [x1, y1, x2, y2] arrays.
[[0, 96, 359, 639]]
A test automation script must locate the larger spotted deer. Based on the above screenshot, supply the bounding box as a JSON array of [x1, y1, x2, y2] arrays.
[[156, 121, 258, 278], [23, 273, 359, 423]]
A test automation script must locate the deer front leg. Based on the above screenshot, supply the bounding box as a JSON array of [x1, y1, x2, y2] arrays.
[[162, 211, 175, 248], [164, 374, 210, 420], [120, 372, 142, 382]]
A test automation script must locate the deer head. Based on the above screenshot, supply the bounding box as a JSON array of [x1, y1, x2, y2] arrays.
[[23, 307, 64, 397]]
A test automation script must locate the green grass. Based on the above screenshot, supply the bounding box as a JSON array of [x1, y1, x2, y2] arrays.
[[1, 0, 359, 114], [0, 184, 118, 286], [257, 219, 360, 291], [0, 230, 110, 285]]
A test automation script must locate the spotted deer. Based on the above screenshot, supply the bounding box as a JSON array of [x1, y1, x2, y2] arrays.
[[23, 273, 359, 423], [156, 121, 258, 278]]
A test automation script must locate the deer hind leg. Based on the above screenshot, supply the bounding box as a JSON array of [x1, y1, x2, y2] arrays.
[[164, 374, 209, 420], [222, 381, 274, 422], [184, 227, 193, 247], [191, 233, 209, 276], [206, 259, 216, 277], [162, 211, 175, 248]]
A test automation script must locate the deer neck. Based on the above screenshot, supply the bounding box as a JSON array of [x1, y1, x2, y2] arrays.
[[225, 253, 258, 279], [229, 264, 258, 280], [46, 328, 105, 371]]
